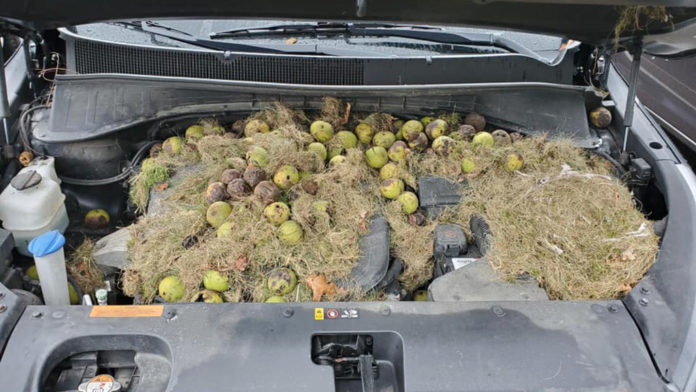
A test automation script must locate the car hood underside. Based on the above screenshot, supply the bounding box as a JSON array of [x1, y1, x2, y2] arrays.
[[1, 0, 696, 56]]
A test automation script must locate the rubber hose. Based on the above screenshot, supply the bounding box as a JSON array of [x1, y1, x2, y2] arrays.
[[0, 159, 19, 190]]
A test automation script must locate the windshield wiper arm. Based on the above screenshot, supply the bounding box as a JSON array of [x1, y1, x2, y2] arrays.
[[112, 21, 291, 53], [111, 21, 372, 56]]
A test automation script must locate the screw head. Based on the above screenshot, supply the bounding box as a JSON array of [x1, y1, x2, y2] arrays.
[[492, 306, 506, 317], [380, 306, 391, 316], [640, 287, 650, 295], [639, 298, 649, 306], [0, 304, 7, 313], [282, 308, 294, 318], [0, 292, 6, 299], [608, 304, 619, 313], [32, 311, 43, 318], [163, 309, 176, 320]]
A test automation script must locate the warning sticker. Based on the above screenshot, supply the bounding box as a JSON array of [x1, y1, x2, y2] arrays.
[[89, 305, 164, 318], [340, 309, 360, 319], [78, 374, 122, 392], [313, 307, 359, 320]]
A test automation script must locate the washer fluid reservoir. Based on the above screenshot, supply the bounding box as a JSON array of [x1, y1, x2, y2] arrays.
[[0, 157, 69, 256]]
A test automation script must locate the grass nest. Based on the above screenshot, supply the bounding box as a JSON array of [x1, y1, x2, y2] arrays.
[[409, 138, 658, 299], [66, 239, 104, 295], [124, 107, 380, 303], [613, 6, 672, 48], [123, 99, 658, 302]]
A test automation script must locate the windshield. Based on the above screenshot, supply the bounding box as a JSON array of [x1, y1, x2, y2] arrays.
[[72, 19, 566, 63]]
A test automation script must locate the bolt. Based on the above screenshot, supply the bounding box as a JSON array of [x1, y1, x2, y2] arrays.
[[608, 304, 619, 313], [163, 309, 176, 320], [282, 308, 294, 318], [492, 306, 505, 317], [380, 306, 391, 316], [32, 311, 43, 318], [639, 298, 649, 306], [0, 304, 6, 313], [640, 287, 650, 295]]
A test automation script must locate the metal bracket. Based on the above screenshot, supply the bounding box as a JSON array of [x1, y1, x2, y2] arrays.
[[22, 34, 39, 97], [0, 43, 10, 145], [359, 354, 376, 392], [356, 0, 368, 17], [621, 38, 643, 153]]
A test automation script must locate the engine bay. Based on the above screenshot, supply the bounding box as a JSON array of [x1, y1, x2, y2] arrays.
[[2, 4, 696, 391], [0, 79, 666, 309]]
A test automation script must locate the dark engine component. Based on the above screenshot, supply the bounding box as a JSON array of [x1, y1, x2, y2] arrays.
[[312, 335, 378, 382], [432, 224, 470, 278], [45, 351, 140, 392], [311, 333, 404, 392], [417, 176, 463, 217]]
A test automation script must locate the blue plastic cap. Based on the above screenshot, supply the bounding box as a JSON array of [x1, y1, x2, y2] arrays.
[[28, 230, 65, 257]]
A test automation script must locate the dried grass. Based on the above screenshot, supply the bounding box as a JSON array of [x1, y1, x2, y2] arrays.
[[128, 160, 169, 213], [129, 142, 201, 212], [123, 101, 658, 302], [437, 112, 461, 129], [66, 239, 104, 295], [319, 97, 351, 129], [429, 138, 659, 299], [383, 201, 436, 291], [248, 103, 309, 132], [196, 135, 245, 163], [124, 103, 383, 302], [361, 112, 396, 133], [614, 6, 672, 48], [123, 207, 208, 301]]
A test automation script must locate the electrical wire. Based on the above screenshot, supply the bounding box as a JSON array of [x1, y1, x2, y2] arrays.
[[15, 48, 64, 153], [589, 149, 626, 175], [59, 169, 134, 186], [18, 103, 50, 154]]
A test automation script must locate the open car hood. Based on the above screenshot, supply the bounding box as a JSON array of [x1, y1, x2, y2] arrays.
[[0, 0, 696, 56]]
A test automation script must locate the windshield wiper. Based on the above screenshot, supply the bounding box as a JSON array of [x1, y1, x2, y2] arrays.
[[211, 22, 553, 62], [112, 21, 277, 52], [110, 21, 380, 56], [210, 22, 440, 38]]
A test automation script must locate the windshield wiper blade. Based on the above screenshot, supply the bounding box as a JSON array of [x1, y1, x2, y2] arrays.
[[211, 22, 551, 62], [111, 21, 372, 56], [210, 22, 440, 39]]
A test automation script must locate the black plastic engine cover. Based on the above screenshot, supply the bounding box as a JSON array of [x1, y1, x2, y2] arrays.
[[0, 300, 664, 391]]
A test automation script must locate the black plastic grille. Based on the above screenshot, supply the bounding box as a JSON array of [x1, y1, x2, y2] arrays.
[[73, 39, 365, 85]]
